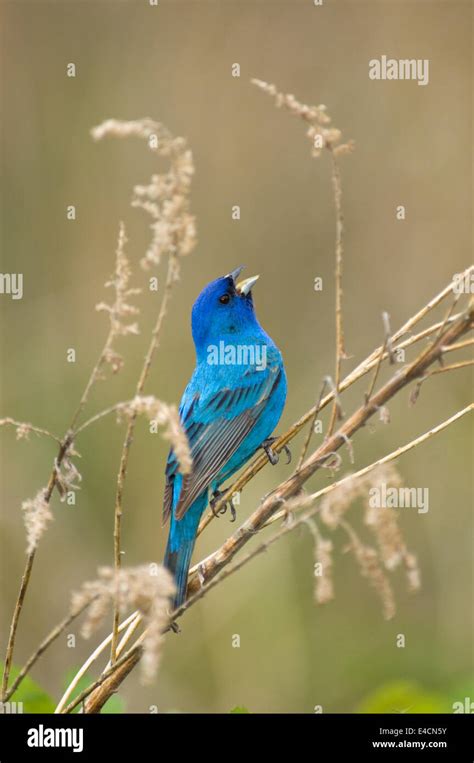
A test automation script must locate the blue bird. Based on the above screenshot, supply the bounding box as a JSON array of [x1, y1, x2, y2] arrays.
[[163, 266, 287, 608]]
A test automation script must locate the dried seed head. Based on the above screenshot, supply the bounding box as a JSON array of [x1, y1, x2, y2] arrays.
[[404, 551, 421, 593], [303, 518, 335, 606], [343, 522, 396, 621], [22, 488, 53, 555], [252, 78, 353, 159], [318, 463, 420, 613], [314, 536, 334, 605], [96, 222, 141, 351], [91, 119, 197, 270], [320, 474, 362, 528], [363, 464, 412, 573], [15, 422, 32, 440], [73, 564, 176, 684]]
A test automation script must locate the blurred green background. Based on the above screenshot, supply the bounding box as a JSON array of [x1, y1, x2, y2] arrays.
[[0, 0, 472, 713]]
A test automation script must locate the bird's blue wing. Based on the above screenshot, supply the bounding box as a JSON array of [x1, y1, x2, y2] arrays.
[[163, 365, 284, 523]]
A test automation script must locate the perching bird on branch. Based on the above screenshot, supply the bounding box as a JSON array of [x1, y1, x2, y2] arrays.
[[163, 266, 287, 607]]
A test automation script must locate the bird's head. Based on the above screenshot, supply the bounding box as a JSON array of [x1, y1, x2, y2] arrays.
[[191, 266, 260, 351]]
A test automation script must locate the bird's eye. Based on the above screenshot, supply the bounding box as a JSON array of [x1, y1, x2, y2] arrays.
[[219, 294, 230, 304]]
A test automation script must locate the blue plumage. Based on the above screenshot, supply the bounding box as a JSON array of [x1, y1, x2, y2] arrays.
[[163, 267, 287, 606]]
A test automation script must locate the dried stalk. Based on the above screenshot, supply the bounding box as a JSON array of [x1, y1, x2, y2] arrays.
[[0, 419, 61, 443], [326, 150, 346, 437], [1, 437, 70, 699], [54, 611, 139, 714], [3, 597, 95, 703], [296, 377, 328, 469], [110, 254, 179, 662], [427, 359, 474, 376], [444, 337, 474, 354], [365, 312, 392, 404]]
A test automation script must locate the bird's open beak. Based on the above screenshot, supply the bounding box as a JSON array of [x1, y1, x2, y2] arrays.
[[237, 275, 260, 296], [227, 265, 244, 283]]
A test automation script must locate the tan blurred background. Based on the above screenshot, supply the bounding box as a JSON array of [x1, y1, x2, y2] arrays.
[[0, 0, 472, 713]]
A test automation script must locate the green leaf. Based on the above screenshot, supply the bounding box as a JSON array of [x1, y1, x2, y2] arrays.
[[230, 705, 250, 713], [357, 680, 447, 714], [1, 662, 55, 713]]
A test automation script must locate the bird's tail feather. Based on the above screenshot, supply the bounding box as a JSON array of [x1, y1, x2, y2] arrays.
[[164, 487, 207, 609], [164, 533, 197, 608]]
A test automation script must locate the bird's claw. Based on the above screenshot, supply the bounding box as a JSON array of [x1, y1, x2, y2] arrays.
[[262, 437, 292, 466], [210, 490, 225, 518], [210, 490, 237, 522]]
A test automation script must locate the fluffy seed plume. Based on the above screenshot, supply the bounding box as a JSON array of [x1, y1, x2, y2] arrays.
[[54, 446, 82, 502], [343, 521, 396, 620], [302, 517, 335, 606], [14, 422, 32, 440], [96, 223, 141, 375], [91, 119, 197, 269], [318, 464, 420, 613], [320, 473, 366, 528], [252, 78, 354, 159], [364, 464, 404, 569], [0, 419, 33, 441], [314, 535, 334, 605], [363, 464, 421, 587], [282, 490, 314, 517], [404, 551, 422, 593], [0, 418, 59, 442], [22, 488, 53, 555], [72, 564, 176, 684]]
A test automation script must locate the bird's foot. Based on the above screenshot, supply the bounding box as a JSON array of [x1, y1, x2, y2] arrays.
[[261, 437, 292, 466], [210, 490, 237, 522]]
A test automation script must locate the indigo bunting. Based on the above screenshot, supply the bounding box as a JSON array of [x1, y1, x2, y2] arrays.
[[163, 266, 287, 607]]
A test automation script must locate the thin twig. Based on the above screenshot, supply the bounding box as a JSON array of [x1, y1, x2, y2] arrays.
[[1, 434, 70, 699], [443, 337, 474, 354], [63, 639, 144, 715], [424, 359, 474, 377], [110, 254, 178, 663], [326, 150, 346, 437], [296, 377, 328, 470], [1, 553, 36, 699], [3, 597, 95, 702], [55, 611, 139, 714], [365, 312, 392, 404], [0, 419, 61, 443]]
